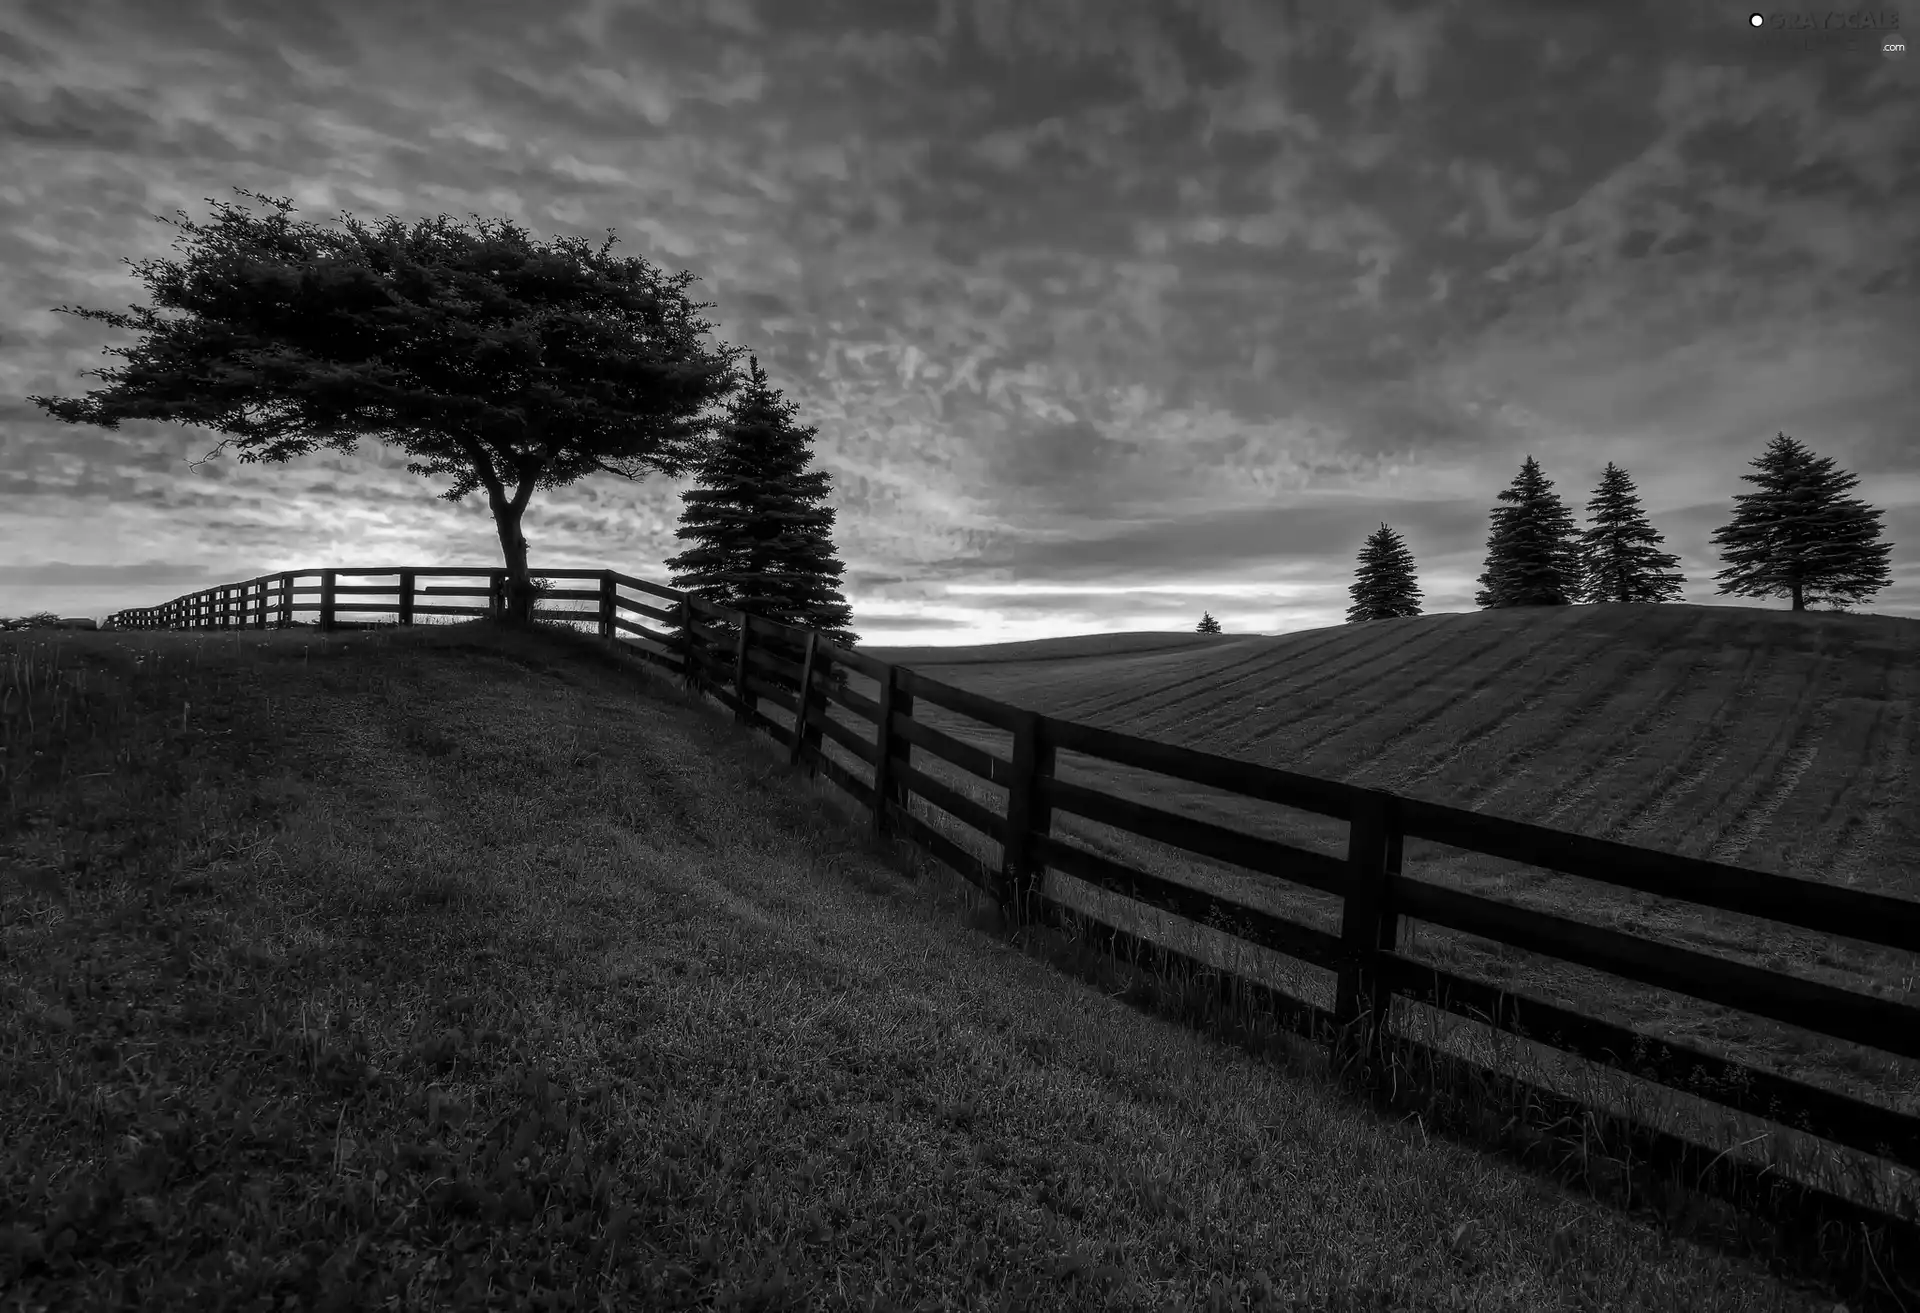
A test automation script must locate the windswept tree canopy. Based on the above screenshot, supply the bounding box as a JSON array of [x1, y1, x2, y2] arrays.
[[29, 187, 746, 623]]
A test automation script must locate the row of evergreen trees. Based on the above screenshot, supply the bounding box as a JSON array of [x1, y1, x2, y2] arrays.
[[629, 370, 1895, 645], [1336, 433, 1893, 625]]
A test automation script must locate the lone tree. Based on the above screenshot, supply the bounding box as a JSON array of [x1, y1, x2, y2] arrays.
[[1710, 432, 1893, 612], [1577, 462, 1686, 604], [1476, 456, 1583, 607], [1196, 611, 1223, 634], [28, 188, 744, 627], [1347, 523, 1423, 622], [665, 355, 859, 667]]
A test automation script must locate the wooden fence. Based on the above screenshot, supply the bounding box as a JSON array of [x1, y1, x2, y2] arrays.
[[108, 565, 1920, 1257]]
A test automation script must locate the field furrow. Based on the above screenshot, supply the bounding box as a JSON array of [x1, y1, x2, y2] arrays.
[[1660, 635, 1844, 861], [1596, 629, 1781, 845], [1115, 622, 1418, 740], [1829, 690, 1916, 890], [1456, 608, 1718, 816], [1034, 643, 1269, 723], [1528, 646, 1728, 832], [1306, 625, 1645, 802], [1356, 619, 1619, 798], [1172, 618, 1488, 752], [1706, 720, 1828, 866], [1052, 637, 1336, 729], [1375, 618, 1648, 804], [1237, 621, 1529, 769]]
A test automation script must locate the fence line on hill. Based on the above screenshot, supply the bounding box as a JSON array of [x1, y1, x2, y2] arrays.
[[107, 565, 1920, 1254]]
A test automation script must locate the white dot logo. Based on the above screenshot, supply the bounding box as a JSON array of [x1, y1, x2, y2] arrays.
[[1748, 12, 1765, 26]]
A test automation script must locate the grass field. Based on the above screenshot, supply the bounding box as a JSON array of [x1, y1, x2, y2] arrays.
[[0, 614, 1866, 1311], [849, 605, 1920, 1257]]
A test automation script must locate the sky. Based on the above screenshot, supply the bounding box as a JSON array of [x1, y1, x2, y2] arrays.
[[2, 0, 1916, 645]]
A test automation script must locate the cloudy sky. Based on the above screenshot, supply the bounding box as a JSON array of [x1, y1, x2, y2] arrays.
[[3, 0, 1916, 644]]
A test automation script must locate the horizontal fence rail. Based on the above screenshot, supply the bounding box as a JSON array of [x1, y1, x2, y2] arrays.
[[106, 564, 1920, 1255]]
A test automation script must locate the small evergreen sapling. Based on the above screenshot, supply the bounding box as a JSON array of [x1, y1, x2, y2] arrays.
[[1347, 523, 1423, 622]]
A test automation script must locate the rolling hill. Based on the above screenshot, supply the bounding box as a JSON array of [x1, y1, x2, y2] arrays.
[[869, 603, 1920, 894], [4, 617, 1856, 1310], [853, 603, 1920, 1243]]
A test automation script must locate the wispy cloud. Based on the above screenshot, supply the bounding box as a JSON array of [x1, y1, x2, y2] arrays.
[[3, 0, 1915, 638]]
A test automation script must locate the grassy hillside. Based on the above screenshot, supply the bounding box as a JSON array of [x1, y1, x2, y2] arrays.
[[855, 604, 1920, 1241], [0, 619, 1848, 1311]]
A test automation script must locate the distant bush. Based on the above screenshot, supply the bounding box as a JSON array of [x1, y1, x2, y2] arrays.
[[0, 612, 63, 631]]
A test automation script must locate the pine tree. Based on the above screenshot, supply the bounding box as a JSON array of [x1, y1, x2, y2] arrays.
[[1346, 523, 1423, 622], [1577, 463, 1686, 603], [1475, 456, 1583, 607], [1196, 612, 1222, 634], [1710, 432, 1893, 611], [665, 355, 860, 667]]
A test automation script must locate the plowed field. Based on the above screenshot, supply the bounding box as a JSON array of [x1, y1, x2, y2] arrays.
[[854, 604, 1920, 1220]]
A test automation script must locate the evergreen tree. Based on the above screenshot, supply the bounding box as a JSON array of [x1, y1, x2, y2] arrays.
[[665, 355, 859, 670], [1710, 432, 1893, 611], [1475, 456, 1583, 607], [1196, 612, 1222, 634], [1577, 462, 1686, 603], [1346, 523, 1423, 622]]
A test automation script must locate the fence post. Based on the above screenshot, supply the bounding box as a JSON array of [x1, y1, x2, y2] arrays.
[[869, 664, 908, 840], [679, 600, 699, 691], [1333, 789, 1403, 1094], [398, 570, 416, 627], [999, 709, 1056, 929], [597, 573, 616, 648], [489, 572, 506, 622], [733, 614, 754, 724], [789, 631, 820, 770], [319, 570, 338, 632]]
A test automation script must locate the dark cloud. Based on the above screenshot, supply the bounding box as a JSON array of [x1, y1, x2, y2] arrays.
[[2, 0, 1913, 641]]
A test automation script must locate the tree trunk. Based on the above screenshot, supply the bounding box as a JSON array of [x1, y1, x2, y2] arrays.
[[492, 500, 537, 628], [1791, 580, 1804, 611]]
